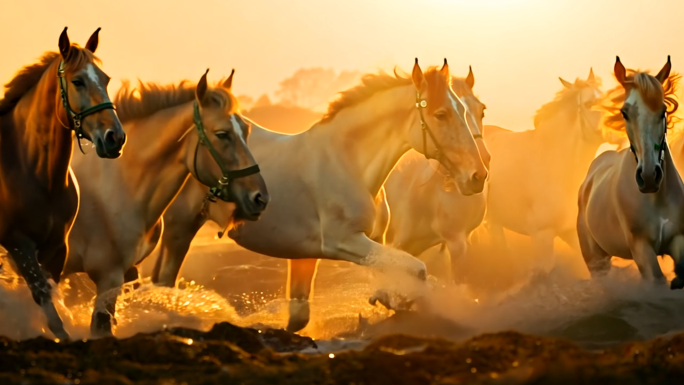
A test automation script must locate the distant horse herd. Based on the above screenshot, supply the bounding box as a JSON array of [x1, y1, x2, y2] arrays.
[[1, 28, 683, 340]]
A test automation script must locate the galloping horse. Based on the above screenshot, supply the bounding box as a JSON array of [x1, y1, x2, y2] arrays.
[[0, 28, 126, 340], [64, 70, 267, 336], [483, 69, 605, 271], [371, 69, 490, 282], [152, 59, 488, 332], [577, 57, 684, 288]]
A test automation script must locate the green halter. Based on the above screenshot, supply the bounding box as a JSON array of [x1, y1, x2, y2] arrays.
[[57, 60, 116, 154], [192, 101, 261, 203]]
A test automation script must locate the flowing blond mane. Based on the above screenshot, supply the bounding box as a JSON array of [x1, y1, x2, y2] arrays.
[[115, 79, 239, 123], [0, 48, 98, 116], [320, 66, 449, 123], [602, 69, 681, 134], [533, 78, 601, 128]]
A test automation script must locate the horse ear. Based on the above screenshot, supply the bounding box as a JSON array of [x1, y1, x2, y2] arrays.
[[440, 58, 450, 78], [85, 27, 101, 53], [223, 69, 235, 90], [59, 27, 71, 60], [196, 69, 210, 105], [412, 58, 426, 92], [587, 67, 596, 83], [614, 56, 627, 87], [559, 77, 573, 89], [656, 55, 672, 84], [466, 65, 475, 89]]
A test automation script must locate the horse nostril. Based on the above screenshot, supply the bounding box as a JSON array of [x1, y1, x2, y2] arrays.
[[253, 192, 268, 210], [104, 129, 117, 147], [655, 165, 664, 183], [636, 166, 645, 187], [471, 170, 487, 184]]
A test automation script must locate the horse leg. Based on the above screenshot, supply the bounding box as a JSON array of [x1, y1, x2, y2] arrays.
[[321, 232, 426, 312], [559, 229, 581, 252], [629, 238, 665, 284], [152, 214, 205, 287], [2, 233, 68, 340], [668, 235, 684, 289], [124, 266, 141, 290], [286, 258, 320, 332], [88, 268, 125, 337], [530, 229, 555, 274], [445, 233, 468, 284], [577, 216, 611, 278]]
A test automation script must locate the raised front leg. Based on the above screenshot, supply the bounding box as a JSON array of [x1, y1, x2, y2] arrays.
[[286, 258, 319, 332], [322, 232, 427, 312], [368, 186, 390, 244], [630, 237, 665, 284], [3, 233, 68, 340]]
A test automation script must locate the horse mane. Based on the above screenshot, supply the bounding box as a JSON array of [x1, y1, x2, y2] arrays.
[[602, 69, 681, 134], [0, 48, 96, 116], [320, 66, 449, 123], [533, 78, 602, 128], [115, 78, 238, 123]]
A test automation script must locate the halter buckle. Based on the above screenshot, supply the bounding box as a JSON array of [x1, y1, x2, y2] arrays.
[[74, 118, 81, 129], [416, 100, 427, 109]]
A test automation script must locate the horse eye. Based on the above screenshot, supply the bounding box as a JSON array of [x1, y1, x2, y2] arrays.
[[71, 79, 85, 88], [215, 131, 230, 140], [621, 110, 629, 121], [434, 111, 447, 121]]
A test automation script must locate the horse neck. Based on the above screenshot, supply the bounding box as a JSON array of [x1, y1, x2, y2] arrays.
[[660, 146, 684, 200], [308, 86, 415, 196], [121, 102, 195, 226], [7, 63, 73, 189]]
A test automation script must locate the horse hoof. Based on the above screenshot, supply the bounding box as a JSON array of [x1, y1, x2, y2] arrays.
[[670, 276, 684, 290], [286, 317, 309, 333], [287, 299, 310, 333]]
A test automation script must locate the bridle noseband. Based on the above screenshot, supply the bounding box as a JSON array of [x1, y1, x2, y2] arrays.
[[192, 102, 260, 204], [57, 60, 116, 154]]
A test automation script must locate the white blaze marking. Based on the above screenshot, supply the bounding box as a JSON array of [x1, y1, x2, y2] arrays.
[[85, 63, 111, 102], [448, 90, 478, 135], [230, 114, 247, 145]]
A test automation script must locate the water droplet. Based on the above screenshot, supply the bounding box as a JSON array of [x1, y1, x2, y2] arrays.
[[512, 361, 519, 367], [466, 358, 472, 364], [471, 368, 477, 373], [328, 353, 335, 359]]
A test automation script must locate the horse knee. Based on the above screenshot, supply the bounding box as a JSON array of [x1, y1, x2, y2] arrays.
[[286, 298, 310, 332]]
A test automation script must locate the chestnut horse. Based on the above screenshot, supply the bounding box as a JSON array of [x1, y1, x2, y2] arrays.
[[64, 70, 267, 336], [152, 59, 487, 332], [0, 28, 126, 340], [371, 69, 490, 282], [578, 57, 684, 288]]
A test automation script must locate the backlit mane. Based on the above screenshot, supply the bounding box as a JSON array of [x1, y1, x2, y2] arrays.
[[115, 79, 239, 123], [602, 69, 681, 134], [533, 78, 601, 128], [320, 66, 449, 123], [0, 48, 97, 116]]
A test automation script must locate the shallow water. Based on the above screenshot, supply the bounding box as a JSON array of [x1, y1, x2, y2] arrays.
[[2, 231, 684, 352]]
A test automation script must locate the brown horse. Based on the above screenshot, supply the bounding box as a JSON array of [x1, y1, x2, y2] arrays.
[[64, 70, 267, 336], [371, 70, 490, 282], [577, 57, 684, 287], [0, 28, 126, 340], [151, 59, 488, 332]]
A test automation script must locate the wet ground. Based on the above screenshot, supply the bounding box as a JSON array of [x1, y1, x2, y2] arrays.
[[3, 225, 684, 383]]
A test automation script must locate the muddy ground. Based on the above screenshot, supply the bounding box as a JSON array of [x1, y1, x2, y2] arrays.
[[2, 320, 684, 385]]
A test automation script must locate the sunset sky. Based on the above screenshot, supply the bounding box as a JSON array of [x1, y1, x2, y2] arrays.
[[1, 0, 681, 131]]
